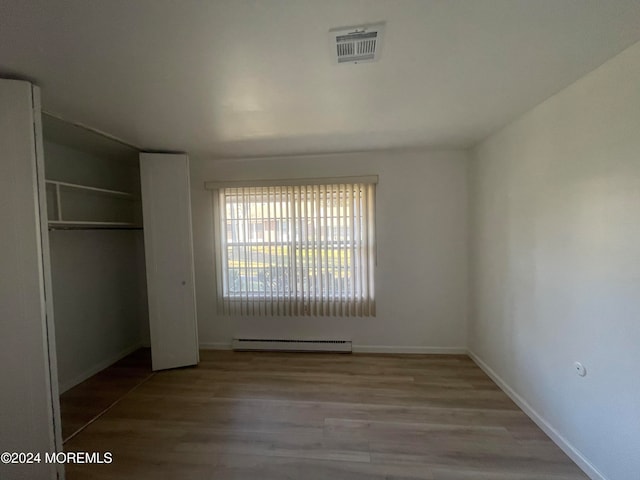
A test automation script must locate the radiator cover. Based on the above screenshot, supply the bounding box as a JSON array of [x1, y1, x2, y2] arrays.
[[231, 338, 352, 353]]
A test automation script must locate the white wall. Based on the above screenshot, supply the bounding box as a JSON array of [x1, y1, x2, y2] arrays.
[[49, 230, 147, 391], [44, 141, 148, 392], [469, 41, 640, 480], [191, 149, 469, 352]]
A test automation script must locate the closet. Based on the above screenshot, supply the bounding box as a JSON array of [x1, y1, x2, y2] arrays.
[[42, 115, 151, 440], [0, 78, 200, 479], [42, 119, 201, 439]]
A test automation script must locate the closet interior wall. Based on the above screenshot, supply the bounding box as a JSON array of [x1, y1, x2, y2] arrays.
[[42, 116, 150, 393]]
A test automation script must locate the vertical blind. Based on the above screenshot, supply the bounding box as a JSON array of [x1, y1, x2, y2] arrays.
[[211, 180, 376, 317]]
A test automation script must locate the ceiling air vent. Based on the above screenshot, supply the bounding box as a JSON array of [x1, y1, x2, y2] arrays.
[[330, 22, 385, 64]]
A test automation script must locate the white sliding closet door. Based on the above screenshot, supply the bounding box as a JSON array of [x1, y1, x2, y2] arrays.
[[140, 153, 199, 371], [0, 79, 62, 479]]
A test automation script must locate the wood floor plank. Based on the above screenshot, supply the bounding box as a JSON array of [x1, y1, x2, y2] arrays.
[[63, 350, 588, 479], [59, 348, 152, 440]]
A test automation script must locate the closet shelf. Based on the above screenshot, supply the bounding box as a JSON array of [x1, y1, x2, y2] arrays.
[[46, 179, 140, 228], [45, 180, 134, 198]]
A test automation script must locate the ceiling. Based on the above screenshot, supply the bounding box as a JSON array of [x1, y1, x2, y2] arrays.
[[2, 0, 640, 158]]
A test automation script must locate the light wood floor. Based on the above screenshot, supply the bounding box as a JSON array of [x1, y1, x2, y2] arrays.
[[65, 351, 588, 479], [60, 348, 152, 440]]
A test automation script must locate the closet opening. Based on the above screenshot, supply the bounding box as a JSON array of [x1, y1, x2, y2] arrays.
[[42, 115, 152, 442]]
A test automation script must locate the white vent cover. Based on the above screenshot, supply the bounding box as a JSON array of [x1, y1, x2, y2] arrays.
[[330, 23, 385, 64]]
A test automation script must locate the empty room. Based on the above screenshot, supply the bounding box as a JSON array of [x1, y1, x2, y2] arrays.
[[1, 1, 639, 480]]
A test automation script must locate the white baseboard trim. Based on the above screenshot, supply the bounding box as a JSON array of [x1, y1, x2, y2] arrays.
[[58, 342, 142, 394], [467, 350, 606, 480], [353, 345, 467, 354], [199, 343, 467, 355], [199, 342, 233, 350]]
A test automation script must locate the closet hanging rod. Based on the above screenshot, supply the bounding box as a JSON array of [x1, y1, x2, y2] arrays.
[[48, 221, 143, 230], [48, 226, 143, 231]]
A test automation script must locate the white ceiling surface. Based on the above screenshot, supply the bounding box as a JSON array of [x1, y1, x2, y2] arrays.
[[2, 1, 640, 158]]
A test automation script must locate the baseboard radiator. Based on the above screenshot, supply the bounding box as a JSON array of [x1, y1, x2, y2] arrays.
[[232, 338, 352, 353]]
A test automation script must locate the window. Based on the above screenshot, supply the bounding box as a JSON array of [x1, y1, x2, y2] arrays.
[[209, 178, 377, 317]]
